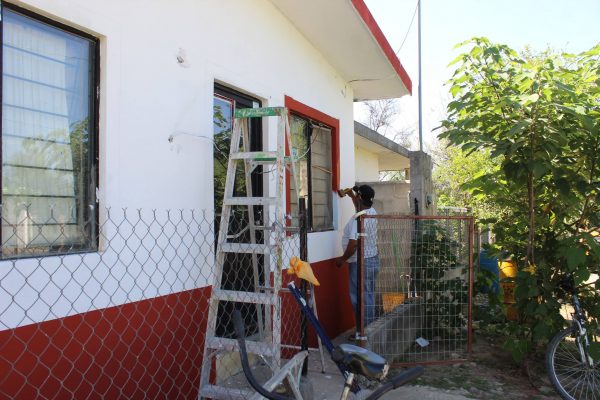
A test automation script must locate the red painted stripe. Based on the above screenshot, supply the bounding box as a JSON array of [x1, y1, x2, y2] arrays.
[[0, 287, 210, 400], [351, 0, 413, 95], [281, 258, 354, 350], [1, 268, 351, 399]]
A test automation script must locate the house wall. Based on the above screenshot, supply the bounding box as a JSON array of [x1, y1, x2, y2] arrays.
[[354, 146, 380, 182], [1, 0, 360, 397], [1, 0, 355, 327]]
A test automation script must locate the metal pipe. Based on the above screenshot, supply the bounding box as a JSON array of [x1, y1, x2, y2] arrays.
[[418, 0, 423, 152]]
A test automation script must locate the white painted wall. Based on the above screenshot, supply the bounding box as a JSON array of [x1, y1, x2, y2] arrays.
[[1, 0, 358, 329], [354, 146, 380, 182]]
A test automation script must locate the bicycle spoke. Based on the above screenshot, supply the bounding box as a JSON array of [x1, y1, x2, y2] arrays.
[[547, 328, 600, 400]]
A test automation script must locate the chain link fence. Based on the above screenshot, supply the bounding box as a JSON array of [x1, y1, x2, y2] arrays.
[[0, 205, 310, 399], [360, 215, 474, 366]]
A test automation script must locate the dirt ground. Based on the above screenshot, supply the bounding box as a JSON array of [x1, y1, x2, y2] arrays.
[[400, 330, 562, 400]]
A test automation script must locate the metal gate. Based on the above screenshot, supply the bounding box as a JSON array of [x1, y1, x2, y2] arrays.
[[358, 214, 474, 365]]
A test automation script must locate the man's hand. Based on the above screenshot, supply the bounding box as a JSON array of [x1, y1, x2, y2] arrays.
[[335, 257, 345, 268]]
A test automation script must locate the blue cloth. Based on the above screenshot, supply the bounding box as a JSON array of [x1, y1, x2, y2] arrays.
[[348, 255, 380, 326]]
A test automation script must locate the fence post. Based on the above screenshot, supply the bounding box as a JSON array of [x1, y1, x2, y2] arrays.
[[356, 213, 365, 346], [299, 198, 309, 375]]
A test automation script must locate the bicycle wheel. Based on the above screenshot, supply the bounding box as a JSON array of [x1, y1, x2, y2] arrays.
[[546, 327, 600, 400]]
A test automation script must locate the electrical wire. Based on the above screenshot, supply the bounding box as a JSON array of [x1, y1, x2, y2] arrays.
[[396, 0, 419, 56]]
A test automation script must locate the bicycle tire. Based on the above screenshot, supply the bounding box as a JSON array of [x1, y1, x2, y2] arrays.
[[546, 327, 600, 400]]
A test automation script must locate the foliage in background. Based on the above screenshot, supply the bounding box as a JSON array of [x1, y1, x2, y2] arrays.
[[432, 140, 503, 222], [438, 37, 600, 360], [361, 99, 414, 151], [411, 221, 468, 336]]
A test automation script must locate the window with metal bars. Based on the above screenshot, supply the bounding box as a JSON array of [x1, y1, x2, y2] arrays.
[[0, 3, 99, 258], [289, 114, 333, 232]]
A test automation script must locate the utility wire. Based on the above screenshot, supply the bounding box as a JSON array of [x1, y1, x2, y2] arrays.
[[396, 0, 419, 55]]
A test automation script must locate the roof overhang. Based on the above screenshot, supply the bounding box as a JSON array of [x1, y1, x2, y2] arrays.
[[268, 0, 412, 101], [354, 121, 410, 170]]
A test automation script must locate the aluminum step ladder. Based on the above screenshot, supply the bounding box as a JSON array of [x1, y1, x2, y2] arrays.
[[199, 106, 303, 399]]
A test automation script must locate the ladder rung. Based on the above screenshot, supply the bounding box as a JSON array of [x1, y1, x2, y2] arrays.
[[219, 243, 273, 254], [249, 351, 308, 399], [230, 151, 279, 161], [206, 337, 277, 356], [224, 197, 278, 206], [234, 107, 285, 118], [212, 289, 276, 304], [200, 385, 253, 400]]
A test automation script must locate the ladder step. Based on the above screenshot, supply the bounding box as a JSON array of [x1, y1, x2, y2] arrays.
[[249, 351, 308, 400], [200, 385, 253, 400], [219, 242, 273, 254], [231, 151, 278, 162], [234, 107, 285, 118], [212, 289, 275, 304], [224, 197, 278, 206], [206, 337, 277, 357]]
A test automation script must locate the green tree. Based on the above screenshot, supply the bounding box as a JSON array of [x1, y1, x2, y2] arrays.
[[432, 139, 503, 221], [439, 38, 600, 358]]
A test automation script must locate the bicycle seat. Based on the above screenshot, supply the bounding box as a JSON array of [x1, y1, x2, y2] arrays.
[[332, 344, 389, 381]]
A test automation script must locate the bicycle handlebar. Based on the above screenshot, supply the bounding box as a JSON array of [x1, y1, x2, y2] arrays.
[[365, 366, 425, 400]]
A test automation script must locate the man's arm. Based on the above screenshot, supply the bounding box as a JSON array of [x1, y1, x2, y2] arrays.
[[335, 239, 357, 267]]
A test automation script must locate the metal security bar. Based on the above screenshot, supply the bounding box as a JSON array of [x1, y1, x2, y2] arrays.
[[0, 206, 309, 399], [359, 215, 474, 366]]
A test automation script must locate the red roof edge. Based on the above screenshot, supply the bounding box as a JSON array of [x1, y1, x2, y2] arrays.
[[351, 0, 413, 95]]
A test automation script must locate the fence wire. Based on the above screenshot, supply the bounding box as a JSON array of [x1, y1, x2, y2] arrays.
[[360, 215, 473, 365], [0, 206, 308, 400]]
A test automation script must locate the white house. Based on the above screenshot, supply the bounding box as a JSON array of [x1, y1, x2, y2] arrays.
[[353, 121, 435, 216], [0, 0, 412, 398]]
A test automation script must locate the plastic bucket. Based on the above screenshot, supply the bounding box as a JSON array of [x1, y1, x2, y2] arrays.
[[382, 292, 406, 313], [478, 250, 499, 294]]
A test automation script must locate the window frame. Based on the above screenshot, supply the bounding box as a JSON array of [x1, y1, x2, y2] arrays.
[[0, 2, 100, 259], [284, 96, 339, 233]]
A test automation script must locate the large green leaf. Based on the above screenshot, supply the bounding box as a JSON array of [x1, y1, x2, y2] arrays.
[[566, 246, 587, 269]]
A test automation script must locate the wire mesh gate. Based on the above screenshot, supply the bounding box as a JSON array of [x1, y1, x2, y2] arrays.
[[0, 206, 310, 400], [358, 214, 474, 366]]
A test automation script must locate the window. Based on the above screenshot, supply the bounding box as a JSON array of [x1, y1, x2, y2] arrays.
[[213, 84, 263, 337], [1, 4, 99, 258], [289, 114, 334, 231]]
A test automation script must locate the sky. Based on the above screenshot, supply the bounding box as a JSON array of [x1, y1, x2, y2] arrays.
[[355, 0, 600, 151]]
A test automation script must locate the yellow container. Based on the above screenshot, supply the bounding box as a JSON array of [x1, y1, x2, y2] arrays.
[[382, 293, 406, 313], [499, 260, 517, 279], [500, 281, 518, 321]]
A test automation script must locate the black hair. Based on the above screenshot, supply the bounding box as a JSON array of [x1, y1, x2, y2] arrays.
[[357, 185, 375, 208]]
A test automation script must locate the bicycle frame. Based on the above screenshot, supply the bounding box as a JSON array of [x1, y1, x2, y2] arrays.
[[232, 281, 424, 400], [570, 292, 594, 368]]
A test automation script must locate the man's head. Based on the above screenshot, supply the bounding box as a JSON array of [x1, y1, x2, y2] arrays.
[[356, 184, 375, 208]]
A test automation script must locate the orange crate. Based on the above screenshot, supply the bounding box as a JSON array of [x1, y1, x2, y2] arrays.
[[382, 293, 406, 313]]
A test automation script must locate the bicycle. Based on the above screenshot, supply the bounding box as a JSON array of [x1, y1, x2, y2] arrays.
[[546, 275, 599, 400], [232, 280, 424, 400]]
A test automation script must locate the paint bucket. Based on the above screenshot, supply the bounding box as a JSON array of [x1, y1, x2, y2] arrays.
[[382, 292, 406, 313], [499, 259, 518, 320]]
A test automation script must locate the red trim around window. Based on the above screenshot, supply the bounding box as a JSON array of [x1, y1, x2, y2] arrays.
[[284, 95, 340, 222], [350, 0, 413, 95]]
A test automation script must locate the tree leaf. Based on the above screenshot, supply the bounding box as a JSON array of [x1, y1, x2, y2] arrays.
[[566, 247, 586, 269]]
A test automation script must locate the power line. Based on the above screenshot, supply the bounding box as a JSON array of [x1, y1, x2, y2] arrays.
[[396, 0, 419, 55]]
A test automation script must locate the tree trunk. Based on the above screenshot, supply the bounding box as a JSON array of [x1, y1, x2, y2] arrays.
[[526, 172, 535, 267]]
